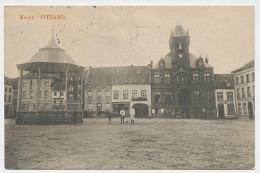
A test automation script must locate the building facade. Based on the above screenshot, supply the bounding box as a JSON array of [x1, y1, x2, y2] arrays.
[[85, 65, 151, 117], [214, 74, 237, 119], [5, 77, 14, 118], [150, 25, 216, 119], [85, 67, 113, 116], [5, 76, 19, 118], [232, 60, 255, 119]]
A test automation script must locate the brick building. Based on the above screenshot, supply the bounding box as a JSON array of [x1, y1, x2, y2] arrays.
[[232, 60, 255, 119], [150, 25, 216, 119]]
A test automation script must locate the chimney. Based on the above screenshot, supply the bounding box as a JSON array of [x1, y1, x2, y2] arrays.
[[150, 60, 153, 68]]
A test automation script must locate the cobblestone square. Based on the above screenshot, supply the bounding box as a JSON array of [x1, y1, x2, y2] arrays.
[[5, 118, 254, 170]]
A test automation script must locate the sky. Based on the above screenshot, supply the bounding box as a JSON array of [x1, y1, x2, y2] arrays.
[[4, 6, 254, 78]]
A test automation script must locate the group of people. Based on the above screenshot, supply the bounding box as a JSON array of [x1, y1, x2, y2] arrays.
[[107, 108, 135, 124]]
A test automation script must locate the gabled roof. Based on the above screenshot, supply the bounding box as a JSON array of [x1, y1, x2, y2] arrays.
[[231, 60, 254, 73], [86, 66, 149, 86], [214, 74, 234, 89], [152, 51, 212, 69]]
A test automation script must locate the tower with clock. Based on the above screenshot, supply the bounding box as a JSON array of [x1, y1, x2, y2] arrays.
[[169, 25, 191, 86], [150, 25, 217, 120]]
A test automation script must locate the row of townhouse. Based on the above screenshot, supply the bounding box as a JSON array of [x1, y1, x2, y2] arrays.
[[5, 25, 254, 120]]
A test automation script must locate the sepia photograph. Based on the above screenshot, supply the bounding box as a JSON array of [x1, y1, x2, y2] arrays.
[[3, 5, 255, 170]]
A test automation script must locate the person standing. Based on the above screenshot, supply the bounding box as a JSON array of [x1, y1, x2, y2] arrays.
[[120, 108, 125, 124], [107, 111, 112, 124], [130, 108, 135, 124]]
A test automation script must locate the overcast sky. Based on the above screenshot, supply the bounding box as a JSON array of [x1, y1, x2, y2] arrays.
[[4, 6, 254, 78]]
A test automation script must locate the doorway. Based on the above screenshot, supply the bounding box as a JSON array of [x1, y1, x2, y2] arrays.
[[248, 102, 254, 119], [132, 104, 148, 118], [218, 104, 225, 119]]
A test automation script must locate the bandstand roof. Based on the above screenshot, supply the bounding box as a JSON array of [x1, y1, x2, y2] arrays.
[[17, 31, 84, 73]]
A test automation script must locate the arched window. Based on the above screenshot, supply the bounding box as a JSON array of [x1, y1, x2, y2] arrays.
[[204, 72, 210, 83], [194, 90, 200, 101]]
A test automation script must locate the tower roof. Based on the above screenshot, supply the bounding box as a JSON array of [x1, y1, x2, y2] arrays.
[[171, 25, 188, 37], [26, 31, 75, 64]]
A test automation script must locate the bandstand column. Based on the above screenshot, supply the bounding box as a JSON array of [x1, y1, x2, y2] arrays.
[[17, 69, 24, 112], [36, 64, 41, 110], [65, 66, 69, 111]]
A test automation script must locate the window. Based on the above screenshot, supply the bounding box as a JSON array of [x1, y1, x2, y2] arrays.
[[164, 74, 170, 84], [227, 92, 233, 101], [45, 91, 49, 99], [44, 81, 49, 87], [243, 103, 247, 115], [240, 75, 244, 84], [246, 74, 250, 83], [105, 103, 111, 112], [30, 81, 34, 89], [252, 72, 255, 82], [22, 91, 26, 99], [105, 91, 110, 99], [87, 104, 93, 112], [30, 91, 34, 99], [238, 103, 242, 115], [23, 82, 27, 88], [193, 73, 199, 83], [123, 90, 128, 99], [87, 91, 92, 99], [217, 92, 223, 101], [165, 91, 172, 103], [228, 104, 235, 115], [154, 91, 160, 103], [204, 72, 210, 83], [97, 90, 102, 99], [60, 92, 64, 97], [194, 90, 200, 101], [70, 85, 73, 91], [70, 75, 73, 80], [132, 90, 137, 99], [97, 103, 102, 113], [237, 88, 241, 99], [236, 77, 239, 85], [141, 90, 146, 98], [9, 95, 11, 102], [154, 74, 160, 84], [4, 94, 6, 102], [5, 87, 7, 93], [69, 94, 73, 101], [54, 92, 57, 96], [114, 91, 119, 99], [76, 93, 80, 101], [247, 87, 251, 98], [9, 88, 12, 93], [242, 88, 245, 98]]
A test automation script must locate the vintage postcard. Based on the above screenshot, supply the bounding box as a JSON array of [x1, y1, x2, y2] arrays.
[[3, 6, 255, 170]]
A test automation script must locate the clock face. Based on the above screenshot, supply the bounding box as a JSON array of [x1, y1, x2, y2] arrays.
[[179, 54, 183, 58]]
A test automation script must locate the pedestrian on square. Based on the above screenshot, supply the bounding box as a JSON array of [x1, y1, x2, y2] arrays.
[[107, 111, 112, 124], [130, 108, 135, 124], [120, 108, 125, 124]]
